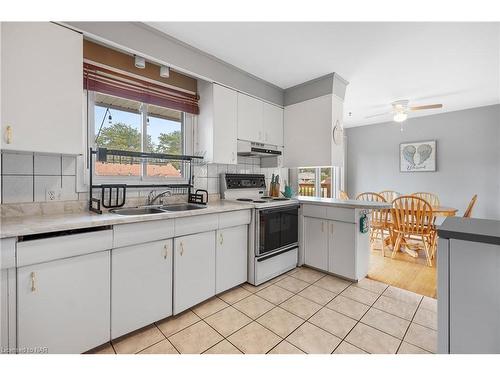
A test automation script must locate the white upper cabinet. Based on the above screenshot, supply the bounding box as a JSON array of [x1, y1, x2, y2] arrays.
[[197, 82, 238, 164], [1, 22, 84, 154], [237, 92, 284, 146], [263, 102, 284, 146], [237, 92, 264, 143], [283, 94, 344, 168]]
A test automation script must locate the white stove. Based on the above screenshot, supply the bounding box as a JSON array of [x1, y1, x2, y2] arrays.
[[220, 173, 299, 286]]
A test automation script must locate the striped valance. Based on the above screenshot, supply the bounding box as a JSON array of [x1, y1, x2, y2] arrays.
[[83, 62, 199, 114]]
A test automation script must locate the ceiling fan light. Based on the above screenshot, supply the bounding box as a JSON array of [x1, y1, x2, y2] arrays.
[[393, 112, 408, 123]]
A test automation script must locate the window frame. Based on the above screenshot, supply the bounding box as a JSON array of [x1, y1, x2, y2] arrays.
[[87, 90, 190, 185], [297, 166, 342, 199]]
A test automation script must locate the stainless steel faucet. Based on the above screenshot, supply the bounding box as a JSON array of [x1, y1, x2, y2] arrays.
[[146, 190, 173, 206]]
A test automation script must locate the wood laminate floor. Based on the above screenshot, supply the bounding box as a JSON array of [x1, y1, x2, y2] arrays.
[[368, 241, 437, 298]]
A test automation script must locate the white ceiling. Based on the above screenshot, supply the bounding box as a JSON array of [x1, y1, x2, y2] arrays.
[[147, 22, 500, 127]]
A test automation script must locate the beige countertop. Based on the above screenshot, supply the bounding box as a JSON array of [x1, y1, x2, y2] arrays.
[[298, 196, 391, 209], [0, 201, 253, 239]]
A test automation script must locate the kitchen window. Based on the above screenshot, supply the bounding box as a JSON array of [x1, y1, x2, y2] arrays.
[[88, 91, 192, 182], [297, 166, 342, 198]]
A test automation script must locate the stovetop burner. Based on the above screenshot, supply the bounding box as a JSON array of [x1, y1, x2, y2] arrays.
[[236, 198, 253, 202], [252, 200, 266, 203]]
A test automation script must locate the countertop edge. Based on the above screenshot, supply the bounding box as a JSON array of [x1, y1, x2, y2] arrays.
[[297, 197, 391, 209], [437, 217, 500, 246], [0, 203, 253, 239]]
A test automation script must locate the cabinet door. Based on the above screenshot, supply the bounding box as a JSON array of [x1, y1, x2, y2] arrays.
[[237, 92, 263, 142], [17, 251, 110, 354], [1, 22, 83, 154], [216, 225, 248, 294], [263, 102, 284, 146], [328, 221, 356, 278], [174, 231, 216, 314], [304, 217, 328, 271], [111, 240, 173, 339], [213, 84, 238, 164]]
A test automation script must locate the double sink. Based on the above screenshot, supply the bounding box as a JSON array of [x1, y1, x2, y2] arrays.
[[110, 203, 207, 216]]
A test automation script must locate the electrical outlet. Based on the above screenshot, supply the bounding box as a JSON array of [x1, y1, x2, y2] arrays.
[[46, 188, 62, 201]]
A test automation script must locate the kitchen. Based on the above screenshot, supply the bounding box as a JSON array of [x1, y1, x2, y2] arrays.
[[1, 8, 500, 365]]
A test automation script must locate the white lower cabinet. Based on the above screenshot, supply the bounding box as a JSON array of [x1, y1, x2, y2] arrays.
[[17, 251, 110, 354], [215, 225, 248, 294], [304, 217, 329, 270], [111, 240, 173, 339], [303, 215, 358, 280], [328, 221, 356, 278], [173, 231, 216, 314]]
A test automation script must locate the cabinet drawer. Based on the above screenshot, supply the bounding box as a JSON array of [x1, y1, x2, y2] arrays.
[[113, 219, 174, 248], [218, 210, 251, 228], [1, 238, 16, 269], [175, 214, 218, 237], [326, 207, 355, 223], [17, 229, 113, 267], [302, 204, 327, 219]]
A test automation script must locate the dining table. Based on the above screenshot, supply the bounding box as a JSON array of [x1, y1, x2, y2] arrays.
[[431, 206, 459, 217]]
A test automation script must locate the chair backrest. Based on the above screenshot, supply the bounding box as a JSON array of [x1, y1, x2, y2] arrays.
[[356, 192, 386, 202], [356, 192, 387, 224], [392, 196, 435, 235], [339, 190, 349, 200], [412, 192, 440, 207], [463, 194, 478, 218], [379, 190, 400, 202]]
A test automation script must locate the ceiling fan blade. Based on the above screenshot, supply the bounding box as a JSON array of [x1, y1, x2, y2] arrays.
[[410, 104, 443, 111], [365, 112, 391, 119]]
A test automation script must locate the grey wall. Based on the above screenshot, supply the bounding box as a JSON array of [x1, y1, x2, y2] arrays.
[[346, 105, 500, 219], [64, 22, 284, 106]]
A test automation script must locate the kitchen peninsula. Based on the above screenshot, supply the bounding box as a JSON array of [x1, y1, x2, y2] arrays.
[[298, 197, 391, 281]]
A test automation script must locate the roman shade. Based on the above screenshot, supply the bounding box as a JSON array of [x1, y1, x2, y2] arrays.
[[83, 40, 199, 114]]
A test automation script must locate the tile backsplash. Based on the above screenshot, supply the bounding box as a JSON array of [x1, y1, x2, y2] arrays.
[[194, 156, 288, 195], [1, 152, 288, 205], [1, 151, 78, 204]]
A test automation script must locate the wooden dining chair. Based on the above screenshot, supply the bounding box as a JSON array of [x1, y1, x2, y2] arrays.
[[339, 190, 349, 200], [379, 190, 400, 202], [412, 192, 440, 207], [463, 194, 478, 218], [391, 196, 435, 266], [356, 192, 389, 256]]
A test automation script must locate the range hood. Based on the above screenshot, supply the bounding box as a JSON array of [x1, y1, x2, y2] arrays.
[[237, 140, 282, 157]]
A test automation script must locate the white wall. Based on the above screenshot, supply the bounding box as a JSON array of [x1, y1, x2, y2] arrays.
[[346, 105, 500, 219]]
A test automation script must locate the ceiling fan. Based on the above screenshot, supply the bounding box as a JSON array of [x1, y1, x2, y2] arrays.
[[366, 100, 443, 123]]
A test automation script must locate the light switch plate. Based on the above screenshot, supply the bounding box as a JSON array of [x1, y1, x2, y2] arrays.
[[46, 188, 62, 201]]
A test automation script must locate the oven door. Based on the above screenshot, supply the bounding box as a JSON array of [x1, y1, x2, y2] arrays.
[[257, 205, 299, 256]]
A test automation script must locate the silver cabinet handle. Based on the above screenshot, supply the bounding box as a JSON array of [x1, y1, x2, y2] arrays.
[[321, 221, 325, 232], [331, 222, 334, 234], [180, 242, 184, 256], [219, 233, 224, 245], [163, 243, 169, 259], [31, 272, 36, 292]]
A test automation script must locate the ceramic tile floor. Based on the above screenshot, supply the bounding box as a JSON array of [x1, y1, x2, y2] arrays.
[[87, 266, 437, 354]]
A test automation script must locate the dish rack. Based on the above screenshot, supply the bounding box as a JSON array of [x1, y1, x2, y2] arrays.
[[88, 147, 205, 214]]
